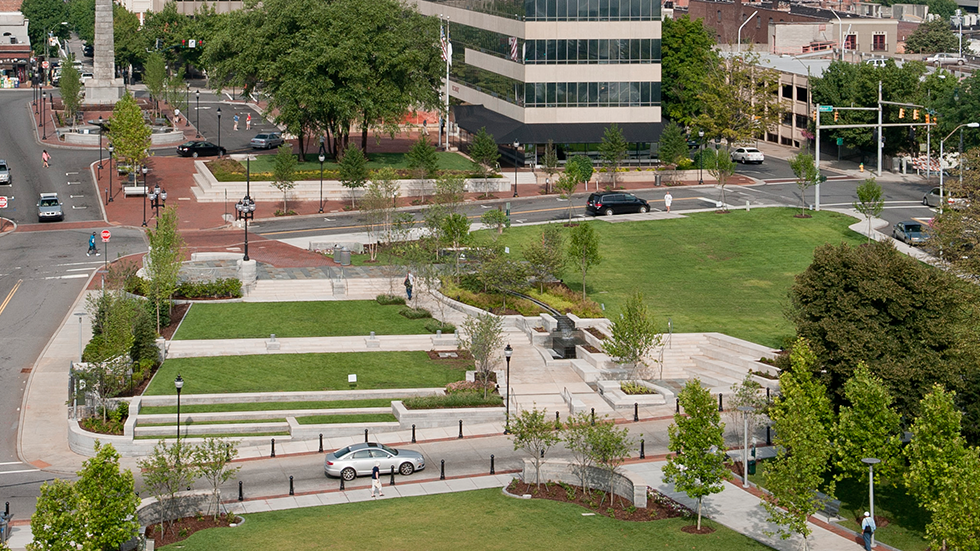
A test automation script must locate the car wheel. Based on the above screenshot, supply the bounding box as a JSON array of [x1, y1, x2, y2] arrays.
[[341, 467, 356, 481], [192, 152, 199, 158], [922, 197, 928, 206], [399, 462, 415, 476], [639, 205, 649, 213], [604, 208, 614, 216], [959, 60, 965, 65]]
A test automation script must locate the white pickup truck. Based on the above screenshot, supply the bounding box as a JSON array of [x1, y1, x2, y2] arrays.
[[926, 52, 967, 65]]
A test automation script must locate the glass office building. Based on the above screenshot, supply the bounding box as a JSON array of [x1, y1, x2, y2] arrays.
[[411, 0, 663, 161]]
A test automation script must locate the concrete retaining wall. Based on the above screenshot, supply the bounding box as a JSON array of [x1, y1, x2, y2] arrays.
[[137, 490, 218, 526], [521, 459, 647, 508], [392, 400, 504, 429]]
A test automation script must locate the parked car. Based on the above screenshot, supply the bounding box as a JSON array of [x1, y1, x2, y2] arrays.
[[0, 160, 10, 185], [585, 192, 650, 216], [922, 187, 968, 208], [249, 132, 284, 149], [893, 220, 929, 245], [730, 147, 765, 164], [37, 192, 64, 222], [323, 442, 425, 481], [865, 57, 888, 68], [83, 44, 93, 57], [177, 141, 226, 158], [926, 53, 966, 65]]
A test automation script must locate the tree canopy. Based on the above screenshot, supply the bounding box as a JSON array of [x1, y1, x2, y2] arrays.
[[694, 53, 783, 145], [661, 15, 718, 127], [905, 17, 959, 53]]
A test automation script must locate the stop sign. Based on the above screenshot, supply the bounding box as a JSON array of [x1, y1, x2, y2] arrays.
[[0, 196, 7, 208], [42, 61, 49, 69], [101, 230, 111, 242]]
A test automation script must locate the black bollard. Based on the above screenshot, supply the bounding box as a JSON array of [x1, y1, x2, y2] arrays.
[[238, 481, 243, 502], [390, 465, 396, 486], [591, 408, 595, 425], [289, 475, 294, 496], [440, 459, 445, 480], [319, 434, 323, 453], [676, 398, 680, 414], [4, 501, 8, 516], [340, 477, 345, 491], [540, 449, 545, 458], [640, 439, 645, 459], [490, 454, 495, 474], [634, 403, 639, 422], [766, 425, 771, 446], [555, 411, 561, 430], [365, 429, 369, 443], [718, 394, 723, 412], [766, 387, 771, 403], [271, 438, 276, 457], [458, 420, 463, 439], [411, 424, 416, 443]]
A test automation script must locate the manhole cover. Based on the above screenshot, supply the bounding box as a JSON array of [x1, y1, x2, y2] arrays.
[[438, 352, 459, 359], [21, 368, 31, 373]]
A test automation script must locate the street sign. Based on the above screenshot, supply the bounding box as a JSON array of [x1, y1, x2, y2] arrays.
[[42, 61, 49, 69], [818, 106, 834, 112], [0, 197, 7, 208], [837, 138, 844, 145], [101, 230, 111, 242]]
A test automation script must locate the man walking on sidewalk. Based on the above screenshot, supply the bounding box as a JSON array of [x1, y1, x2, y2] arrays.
[[87, 233, 100, 256], [861, 512, 876, 551], [371, 462, 384, 497]]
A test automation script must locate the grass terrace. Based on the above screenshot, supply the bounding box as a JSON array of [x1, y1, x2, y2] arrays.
[[139, 399, 395, 415], [174, 300, 436, 340], [144, 352, 469, 395], [160, 488, 771, 551], [208, 151, 480, 182]]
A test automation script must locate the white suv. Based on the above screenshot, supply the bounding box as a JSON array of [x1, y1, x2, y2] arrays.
[[37, 193, 64, 222]]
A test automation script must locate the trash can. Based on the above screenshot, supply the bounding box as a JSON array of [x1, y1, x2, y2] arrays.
[[655, 173, 662, 187], [0, 512, 11, 545], [338, 247, 351, 266], [332, 245, 343, 263], [748, 458, 756, 475]]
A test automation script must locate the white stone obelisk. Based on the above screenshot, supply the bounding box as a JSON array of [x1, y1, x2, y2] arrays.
[[83, 0, 123, 104]]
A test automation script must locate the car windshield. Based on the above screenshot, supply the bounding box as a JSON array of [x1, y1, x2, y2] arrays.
[[906, 224, 923, 232], [332, 446, 351, 457], [0, 163, 7, 170], [40, 198, 58, 206], [381, 444, 398, 455], [255, 134, 269, 139]]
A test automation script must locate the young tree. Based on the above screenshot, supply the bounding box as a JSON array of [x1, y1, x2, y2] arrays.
[[271, 143, 297, 214], [434, 172, 466, 213], [510, 407, 561, 487], [138, 440, 198, 536], [407, 137, 439, 203], [481, 207, 508, 237], [587, 417, 633, 506], [852, 177, 885, 242], [58, 60, 82, 129], [708, 151, 736, 211], [362, 166, 400, 261], [28, 478, 79, 551], [562, 411, 597, 494], [542, 139, 559, 194], [695, 53, 783, 145], [475, 247, 527, 310], [657, 121, 689, 167], [662, 15, 719, 127], [762, 339, 835, 551], [143, 51, 167, 116], [568, 222, 601, 300], [662, 379, 728, 531], [565, 154, 594, 192], [339, 144, 368, 209], [789, 153, 822, 217], [602, 291, 660, 380], [523, 224, 567, 292], [193, 437, 241, 520], [598, 123, 628, 188], [145, 205, 184, 333], [834, 363, 903, 485], [905, 17, 959, 54], [440, 212, 470, 280], [555, 172, 579, 224], [469, 127, 499, 195], [164, 66, 187, 117], [107, 91, 151, 173], [726, 374, 767, 446], [462, 312, 504, 398]]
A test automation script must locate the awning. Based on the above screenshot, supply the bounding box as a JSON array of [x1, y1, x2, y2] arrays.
[[453, 104, 663, 144]]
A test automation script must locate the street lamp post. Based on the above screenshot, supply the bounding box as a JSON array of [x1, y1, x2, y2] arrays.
[[41, 91, 46, 139], [74, 312, 86, 362], [174, 375, 183, 445], [216, 107, 222, 155], [236, 156, 255, 261], [149, 184, 167, 217], [98, 116, 104, 170], [513, 141, 520, 197], [318, 149, 326, 213], [862, 457, 881, 548], [185, 85, 190, 126], [503, 344, 513, 434], [698, 130, 705, 184], [737, 405, 755, 488], [107, 144, 114, 203], [140, 166, 149, 226], [939, 122, 979, 214], [195, 90, 201, 137]]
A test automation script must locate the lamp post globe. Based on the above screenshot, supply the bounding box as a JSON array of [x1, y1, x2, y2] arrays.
[[503, 344, 513, 433]]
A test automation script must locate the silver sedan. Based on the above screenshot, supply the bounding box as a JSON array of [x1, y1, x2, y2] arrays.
[[324, 442, 425, 481], [249, 132, 285, 149]]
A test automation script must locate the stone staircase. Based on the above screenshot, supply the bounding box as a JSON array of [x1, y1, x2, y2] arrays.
[[656, 333, 779, 393]]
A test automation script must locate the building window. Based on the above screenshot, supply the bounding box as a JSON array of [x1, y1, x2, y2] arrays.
[[756, 15, 761, 29], [795, 113, 808, 128], [782, 84, 793, 98], [796, 86, 807, 103], [523, 81, 660, 107], [872, 33, 886, 51], [782, 112, 793, 125], [525, 38, 660, 64], [523, 0, 660, 21], [718, 10, 722, 22], [844, 34, 856, 50]]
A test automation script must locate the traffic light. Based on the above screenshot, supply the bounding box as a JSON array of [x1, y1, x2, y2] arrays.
[[899, 108, 905, 119], [812, 109, 817, 120], [834, 110, 839, 121], [913, 109, 920, 120], [924, 113, 930, 124]]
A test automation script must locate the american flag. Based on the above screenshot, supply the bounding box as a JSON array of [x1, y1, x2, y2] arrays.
[[440, 25, 451, 64], [509, 37, 518, 61]]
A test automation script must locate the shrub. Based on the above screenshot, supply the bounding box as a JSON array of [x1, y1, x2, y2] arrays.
[[621, 381, 655, 395], [376, 294, 406, 305], [175, 278, 243, 299], [403, 393, 502, 409], [424, 320, 456, 333], [399, 306, 432, 319]]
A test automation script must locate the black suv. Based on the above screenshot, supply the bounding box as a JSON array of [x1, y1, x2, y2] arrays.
[[585, 192, 649, 216]]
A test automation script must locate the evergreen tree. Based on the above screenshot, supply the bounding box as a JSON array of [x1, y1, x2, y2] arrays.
[[568, 222, 601, 300], [271, 143, 297, 213], [339, 145, 368, 209], [469, 127, 499, 194], [598, 123, 628, 188]]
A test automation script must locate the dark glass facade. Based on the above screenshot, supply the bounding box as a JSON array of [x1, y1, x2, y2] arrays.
[[524, 81, 660, 107], [525, 38, 660, 64], [426, 0, 659, 21]]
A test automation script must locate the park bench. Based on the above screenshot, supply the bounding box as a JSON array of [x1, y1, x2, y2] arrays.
[[815, 491, 841, 518], [123, 185, 147, 197]]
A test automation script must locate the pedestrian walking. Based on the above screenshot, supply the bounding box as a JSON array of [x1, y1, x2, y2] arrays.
[[174, 109, 181, 126], [246, 113, 251, 130], [233, 114, 239, 131], [664, 191, 672, 213], [42, 150, 50, 168], [861, 512, 876, 551], [371, 462, 384, 497], [422, 119, 428, 136], [404, 271, 414, 300], [87, 233, 99, 256]]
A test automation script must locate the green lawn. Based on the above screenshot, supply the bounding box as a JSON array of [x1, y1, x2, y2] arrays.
[[139, 399, 393, 415], [144, 351, 468, 395], [295, 413, 397, 424], [138, 419, 288, 427], [174, 301, 434, 340], [166, 488, 771, 551], [241, 151, 475, 173], [482, 208, 863, 347]]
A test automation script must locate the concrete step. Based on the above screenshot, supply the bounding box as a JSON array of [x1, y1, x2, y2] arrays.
[[703, 333, 777, 360], [690, 357, 744, 387], [136, 407, 391, 424], [698, 342, 768, 374], [135, 421, 291, 437]]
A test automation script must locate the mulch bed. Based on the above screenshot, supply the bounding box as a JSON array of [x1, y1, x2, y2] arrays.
[[534, 326, 548, 333], [159, 303, 190, 340], [506, 479, 692, 523], [582, 344, 602, 354], [145, 514, 237, 548], [584, 327, 607, 340], [681, 524, 717, 534]]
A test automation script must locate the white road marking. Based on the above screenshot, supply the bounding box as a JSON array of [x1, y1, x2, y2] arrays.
[[57, 261, 105, 267], [44, 274, 90, 280], [0, 468, 41, 475], [65, 267, 96, 272], [0, 461, 23, 466]]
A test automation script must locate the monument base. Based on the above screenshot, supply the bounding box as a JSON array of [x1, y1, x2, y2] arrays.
[[82, 79, 125, 105]]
